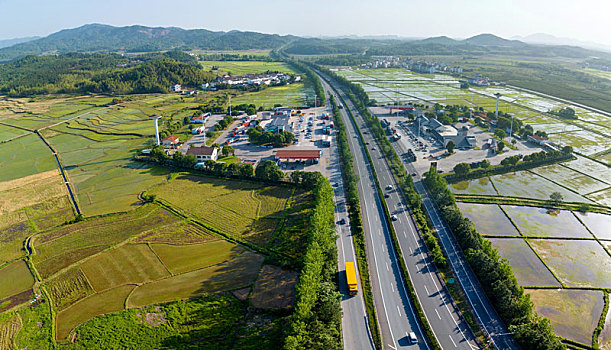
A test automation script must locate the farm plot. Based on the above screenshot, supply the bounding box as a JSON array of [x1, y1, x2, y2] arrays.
[[33, 205, 180, 279], [527, 289, 604, 345], [488, 238, 560, 287], [575, 212, 611, 240], [531, 164, 609, 195], [0, 260, 34, 300], [586, 187, 611, 207], [250, 264, 298, 309], [132, 221, 215, 244], [449, 177, 498, 196], [502, 205, 591, 238], [127, 250, 264, 308], [563, 156, 611, 184], [529, 239, 611, 288], [231, 83, 314, 109], [456, 203, 519, 236], [79, 244, 170, 292], [0, 134, 57, 182], [0, 314, 22, 350], [490, 171, 591, 203], [45, 268, 94, 312], [0, 124, 28, 142], [548, 129, 611, 156], [55, 284, 135, 340], [199, 61, 296, 75], [147, 174, 292, 245], [151, 240, 243, 275]]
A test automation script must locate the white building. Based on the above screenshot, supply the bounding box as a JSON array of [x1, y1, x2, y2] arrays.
[[187, 146, 218, 162]]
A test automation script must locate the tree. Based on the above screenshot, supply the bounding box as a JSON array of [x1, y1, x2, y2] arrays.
[[561, 145, 573, 154], [453, 162, 470, 176], [494, 128, 506, 139], [255, 160, 283, 181], [446, 140, 455, 154], [221, 145, 234, 156], [558, 107, 576, 119], [480, 159, 490, 168], [549, 192, 563, 207], [497, 141, 505, 152]]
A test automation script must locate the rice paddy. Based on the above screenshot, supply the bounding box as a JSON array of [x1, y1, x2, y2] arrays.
[[456, 203, 519, 236], [501, 205, 592, 238], [0, 260, 34, 301]]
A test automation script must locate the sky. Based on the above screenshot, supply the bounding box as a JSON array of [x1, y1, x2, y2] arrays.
[[1, 0, 610, 47]]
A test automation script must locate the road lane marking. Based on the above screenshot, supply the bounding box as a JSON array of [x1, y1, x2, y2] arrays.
[[435, 309, 441, 320], [449, 335, 457, 347], [391, 283, 394, 292], [386, 262, 389, 271], [396, 306, 401, 317], [424, 285, 430, 295], [409, 247, 413, 254], [403, 231, 407, 238]]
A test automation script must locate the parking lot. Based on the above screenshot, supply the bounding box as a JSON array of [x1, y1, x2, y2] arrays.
[[371, 111, 543, 174]]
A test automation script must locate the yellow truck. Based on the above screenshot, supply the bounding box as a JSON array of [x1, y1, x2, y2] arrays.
[[345, 261, 358, 296]]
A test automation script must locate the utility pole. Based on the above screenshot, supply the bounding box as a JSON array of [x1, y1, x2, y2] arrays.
[[494, 93, 502, 118], [228, 95, 232, 116]]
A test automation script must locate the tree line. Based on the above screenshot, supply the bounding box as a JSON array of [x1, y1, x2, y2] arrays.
[[247, 126, 295, 147]]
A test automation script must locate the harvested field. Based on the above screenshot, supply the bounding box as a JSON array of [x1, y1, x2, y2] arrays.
[[530, 239, 611, 288], [33, 205, 180, 278], [575, 212, 611, 240], [55, 284, 135, 340], [0, 314, 22, 350], [151, 240, 243, 275], [527, 289, 604, 345], [250, 264, 298, 309], [0, 260, 34, 300], [456, 203, 519, 236], [0, 170, 66, 214], [46, 268, 94, 311], [132, 222, 215, 244], [488, 238, 560, 287], [502, 205, 592, 238], [127, 251, 263, 308], [80, 244, 169, 292], [449, 177, 498, 196]]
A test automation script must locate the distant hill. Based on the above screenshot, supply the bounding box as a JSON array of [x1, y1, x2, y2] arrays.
[[419, 36, 460, 45], [0, 36, 40, 49], [513, 33, 611, 53], [462, 33, 525, 47], [0, 24, 295, 62]]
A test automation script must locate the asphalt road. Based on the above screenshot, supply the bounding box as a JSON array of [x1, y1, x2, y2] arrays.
[[392, 136, 520, 350], [320, 77, 431, 350]]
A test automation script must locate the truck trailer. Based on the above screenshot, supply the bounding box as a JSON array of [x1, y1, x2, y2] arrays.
[[345, 262, 358, 296]]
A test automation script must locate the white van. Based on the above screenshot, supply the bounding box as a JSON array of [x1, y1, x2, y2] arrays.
[[408, 332, 418, 344]]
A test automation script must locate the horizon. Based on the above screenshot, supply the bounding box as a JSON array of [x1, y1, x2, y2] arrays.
[[0, 0, 610, 48]]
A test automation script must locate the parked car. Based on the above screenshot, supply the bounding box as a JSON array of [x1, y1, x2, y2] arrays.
[[391, 215, 398, 221], [409, 332, 418, 344]]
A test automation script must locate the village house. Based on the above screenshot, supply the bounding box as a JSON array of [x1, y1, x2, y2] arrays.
[[170, 84, 182, 92], [187, 145, 218, 162], [162, 135, 180, 148]]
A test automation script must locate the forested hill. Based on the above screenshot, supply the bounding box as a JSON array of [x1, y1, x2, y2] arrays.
[[0, 23, 296, 62], [0, 52, 215, 96]]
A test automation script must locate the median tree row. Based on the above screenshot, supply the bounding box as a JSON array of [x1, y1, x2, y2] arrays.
[[330, 95, 382, 349], [423, 169, 565, 350], [284, 177, 342, 350]]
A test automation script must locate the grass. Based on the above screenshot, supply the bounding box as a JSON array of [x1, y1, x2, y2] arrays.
[[488, 238, 561, 287], [250, 264, 298, 309], [529, 239, 611, 288], [79, 244, 170, 292], [13, 302, 54, 350], [147, 174, 292, 245], [231, 83, 315, 109], [151, 240, 243, 275], [0, 260, 34, 300], [55, 284, 135, 340], [127, 250, 263, 308], [502, 205, 592, 238], [46, 267, 94, 311], [456, 202, 519, 236], [33, 205, 180, 279], [574, 212, 611, 240], [527, 289, 605, 345]]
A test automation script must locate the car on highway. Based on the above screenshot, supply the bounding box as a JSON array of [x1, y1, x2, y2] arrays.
[[384, 193, 390, 198], [339, 218, 346, 225], [411, 173, 417, 177], [391, 215, 398, 221], [371, 147, 376, 150], [386, 185, 393, 190]]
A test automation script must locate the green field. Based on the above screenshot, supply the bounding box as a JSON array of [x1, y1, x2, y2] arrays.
[[151, 240, 242, 275], [530, 239, 611, 288], [502, 205, 592, 238], [56, 284, 135, 340], [0, 134, 57, 183], [231, 83, 315, 109], [456, 203, 519, 236], [80, 244, 170, 292], [0, 260, 34, 301], [488, 238, 560, 287], [127, 250, 263, 308], [33, 205, 180, 279], [527, 289, 604, 345], [147, 174, 291, 246], [200, 60, 296, 75]]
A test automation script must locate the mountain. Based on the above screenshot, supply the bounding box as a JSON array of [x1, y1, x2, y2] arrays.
[[0, 36, 40, 49], [512, 33, 611, 53], [462, 33, 525, 47], [419, 36, 460, 45], [0, 24, 296, 62]]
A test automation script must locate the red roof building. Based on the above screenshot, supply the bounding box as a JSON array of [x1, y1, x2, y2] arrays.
[[274, 149, 321, 160]]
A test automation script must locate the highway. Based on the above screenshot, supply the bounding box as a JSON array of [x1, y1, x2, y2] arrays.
[[326, 101, 376, 350], [391, 137, 519, 350], [318, 72, 482, 350], [320, 78, 430, 350]]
